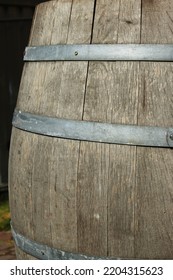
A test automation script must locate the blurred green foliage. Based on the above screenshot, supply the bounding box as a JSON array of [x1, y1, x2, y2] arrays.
[[0, 199, 11, 231]]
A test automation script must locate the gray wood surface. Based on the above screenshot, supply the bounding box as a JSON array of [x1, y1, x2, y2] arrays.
[[9, 0, 173, 259], [78, 0, 141, 258], [136, 0, 173, 258], [9, 0, 95, 258]]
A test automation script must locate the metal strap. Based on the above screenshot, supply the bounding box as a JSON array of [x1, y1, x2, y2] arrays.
[[12, 110, 173, 148], [24, 44, 173, 61], [11, 225, 119, 260]]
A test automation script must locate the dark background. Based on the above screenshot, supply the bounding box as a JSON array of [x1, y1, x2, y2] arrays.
[[0, 0, 48, 191]]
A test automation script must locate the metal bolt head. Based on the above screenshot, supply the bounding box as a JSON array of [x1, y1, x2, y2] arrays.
[[74, 51, 78, 56], [170, 134, 173, 141]]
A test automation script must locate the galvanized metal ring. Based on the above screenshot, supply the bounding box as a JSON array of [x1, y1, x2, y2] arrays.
[[12, 110, 173, 148], [24, 44, 173, 62], [11, 225, 120, 260]]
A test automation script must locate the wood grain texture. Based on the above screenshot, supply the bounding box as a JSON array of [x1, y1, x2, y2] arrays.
[[9, 0, 96, 258], [135, 0, 173, 258], [9, 0, 173, 260], [77, 142, 109, 256], [9, 130, 37, 239], [107, 0, 141, 259], [78, 0, 141, 258]]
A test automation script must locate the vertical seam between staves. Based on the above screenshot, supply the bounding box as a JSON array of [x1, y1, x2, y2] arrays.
[[81, 0, 97, 121]]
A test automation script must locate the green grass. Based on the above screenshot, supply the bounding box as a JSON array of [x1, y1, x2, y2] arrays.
[[0, 199, 11, 231]]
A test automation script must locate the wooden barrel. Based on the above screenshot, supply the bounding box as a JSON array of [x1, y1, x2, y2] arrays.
[[9, 0, 173, 259]]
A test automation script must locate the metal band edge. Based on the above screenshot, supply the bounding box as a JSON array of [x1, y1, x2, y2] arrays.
[[24, 44, 173, 62], [12, 110, 173, 148], [11, 224, 120, 260]]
